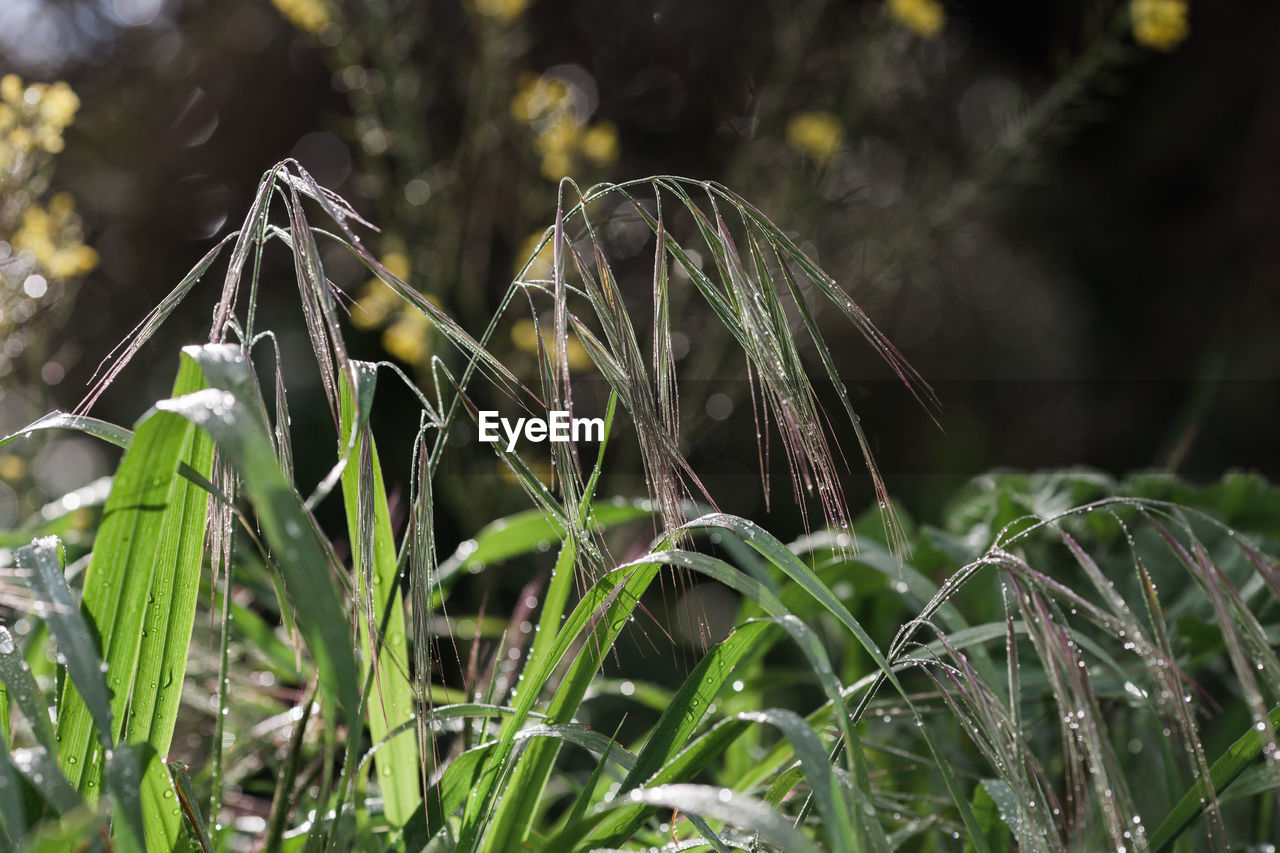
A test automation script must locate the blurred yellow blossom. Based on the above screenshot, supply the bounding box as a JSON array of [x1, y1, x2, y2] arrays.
[[514, 231, 555, 280], [887, 0, 945, 38], [1, 74, 22, 104], [473, 0, 527, 24], [1131, 0, 1189, 51], [0, 74, 81, 175], [0, 454, 27, 482], [510, 317, 594, 370], [347, 248, 443, 366], [1, 75, 94, 373], [579, 121, 619, 166], [13, 194, 99, 279], [511, 72, 619, 180], [271, 0, 331, 33], [510, 74, 571, 123], [349, 280, 399, 329], [38, 82, 80, 129], [498, 458, 554, 487], [382, 310, 432, 364], [785, 111, 844, 162]]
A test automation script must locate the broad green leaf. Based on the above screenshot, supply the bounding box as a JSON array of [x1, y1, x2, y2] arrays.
[[52, 352, 212, 807]]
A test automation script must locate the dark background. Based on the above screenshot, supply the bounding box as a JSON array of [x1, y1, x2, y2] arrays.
[[3, 0, 1278, 545]]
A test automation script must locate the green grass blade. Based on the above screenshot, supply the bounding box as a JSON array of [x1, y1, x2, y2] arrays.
[[438, 500, 651, 577], [14, 807, 102, 853], [459, 556, 662, 851], [0, 627, 55, 753], [0, 741, 26, 846], [169, 762, 215, 853], [7, 746, 81, 815], [159, 344, 360, 721], [51, 353, 212, 801], [548, 718, 753, 851], [618, 619, 776, 795], [104, 744, 150, 853], [602, 784, 821, 853], [0, 412, 133, 453], [1149, 703, 1280, 851], [17, 538, 113, 750], [682, 513, 992, 852], [338, 364, 421, 827]]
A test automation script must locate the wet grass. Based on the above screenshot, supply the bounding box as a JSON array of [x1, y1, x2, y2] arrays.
[[0, 163, 1278, 851]]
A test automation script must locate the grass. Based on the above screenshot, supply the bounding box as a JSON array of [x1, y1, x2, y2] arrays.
[[0, 162, 1278, 851]]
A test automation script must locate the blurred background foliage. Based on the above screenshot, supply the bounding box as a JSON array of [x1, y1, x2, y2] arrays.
[[0, 0, 1277, 545]]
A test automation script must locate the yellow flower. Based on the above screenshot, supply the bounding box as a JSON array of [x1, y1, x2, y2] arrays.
[[0, 454, 27, 481], [473, 0, 527, 24], [1131, 0, 1189, 51], [37, 81, 79, 129], [271, 0, 331, 33], [13, 195, 98, 279], [382, 311, 432, 364], [47, 245, 99, 279], [510, 318, 593, 370], [8, 126, 33, 152], [350, 282, 397, 330], [785, 111, 844, 162], [579, 121, 618, 166], [49, 191, 75, 217], [510, 75, 570, 124], [887, 0, 945, 38], [514, 231, 555, 280], [1, 74, 22, 104]]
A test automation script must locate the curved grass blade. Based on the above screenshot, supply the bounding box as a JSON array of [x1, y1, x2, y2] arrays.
[[1149, 703, 1280, 851], [17, 538, 112, 750], [677, 513, 991, 852], [458, 556, 662, 851], [0, 412, 132, 453], [438, 500, 652, 578], [603, 784, 821, 853]]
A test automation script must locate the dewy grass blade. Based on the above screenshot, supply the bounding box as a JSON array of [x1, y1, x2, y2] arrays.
[[19, 537, 113, 754], [437, 500, 650, 579], [169, 761, 216, 853], [0, 625, 56, 753], [458, 558, 662, 852], [159, 344, 360, 722], [48, 351, 213, 833], [678, 513, 990, 852], [1149, 704, 1280, 850], [338, 365, 421, 827], [602, 784, 822, 853], [0, 411, 133, 453], [104, 744, 150, 853]]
